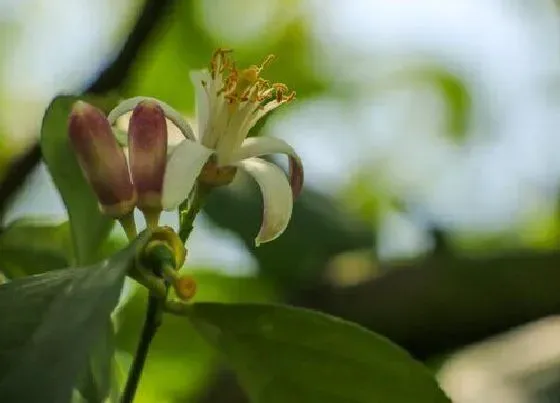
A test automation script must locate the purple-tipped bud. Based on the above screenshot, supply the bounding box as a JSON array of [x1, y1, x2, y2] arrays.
[[68, 101, 136, 218], [128, 101, 168, 218]]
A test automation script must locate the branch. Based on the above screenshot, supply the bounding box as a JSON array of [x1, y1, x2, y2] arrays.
[[0, 143, 41, 219], [0, 0, 175, 218], [88, 0, 174, 95], [299, 250, 560, 359], [121, 295, 163, 403]]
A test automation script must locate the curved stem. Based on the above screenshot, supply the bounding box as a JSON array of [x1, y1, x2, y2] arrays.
[[121, 294, 163, 403], [179, 186, 209, 243], [119, 211, 138, 241], [122, 187, 207, 402]]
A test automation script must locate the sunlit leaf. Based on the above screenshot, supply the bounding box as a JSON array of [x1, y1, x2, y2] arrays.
[[0, 234, 148, 403], [41, 96, 114, 265], [186, 303, 451, 403]]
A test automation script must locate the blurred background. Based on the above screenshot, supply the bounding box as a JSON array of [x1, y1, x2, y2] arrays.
[[2, 0, 560, 402]]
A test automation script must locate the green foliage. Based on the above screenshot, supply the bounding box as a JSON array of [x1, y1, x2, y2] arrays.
[[115, 271, 277, 402], [185, 303, 451, 403], [0, 219, 71, 278], [340, 171, 383, 223], [41, 96, 114, 265], [76, 321, 121, 403], [204, 188, 374, 288], [0, 234, 148, 403], [387, 67, 471, 143]]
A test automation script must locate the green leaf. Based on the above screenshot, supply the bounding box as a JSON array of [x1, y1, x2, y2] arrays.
[[75, 321, 119, 403], [41, 96, 114, 265], [186, 303, 451, 403], [115, 271, 276, 402], [0, 234, 147, 403], [0, 219, 72, 278]]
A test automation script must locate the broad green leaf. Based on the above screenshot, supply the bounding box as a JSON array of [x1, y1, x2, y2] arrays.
[[186, 303, 451, 403], [115, 271, 276, 402], [41, 96, 113, 265], [0, 219, 71, 278], [75, 321, 119, 403], [0, 234, 148, 403]]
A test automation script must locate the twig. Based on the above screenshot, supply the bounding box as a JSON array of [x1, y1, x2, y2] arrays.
[[179, 186, 209, 243], [88, 0, 174, 94], [0, 143, 41, 219]]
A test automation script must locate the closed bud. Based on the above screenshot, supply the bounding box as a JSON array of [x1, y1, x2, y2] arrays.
[[68, 101, 136, 218], [172, 275, 197, 301], [128, 101, 168, 228], [148, 226, 186, 269]]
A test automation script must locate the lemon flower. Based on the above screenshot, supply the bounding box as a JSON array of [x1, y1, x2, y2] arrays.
[[108, 50, 304, 245]]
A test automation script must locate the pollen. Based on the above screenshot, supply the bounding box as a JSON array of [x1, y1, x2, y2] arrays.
[[209, 49, 294, 111]]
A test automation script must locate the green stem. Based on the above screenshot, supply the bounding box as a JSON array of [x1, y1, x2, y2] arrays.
[[121, 294, 163, 403], [179, 186, 208, 243], [119, 211, 138, 241], [122, 186, 209, 402]]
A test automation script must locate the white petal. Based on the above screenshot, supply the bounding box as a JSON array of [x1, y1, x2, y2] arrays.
[[215, 102, 255, 165], [190, 70, 212, 140], [237, 157, 293, 246], [108, 96, 196, 141], [232, 137, 304, 198], [162, 140, 213, 211], [246, 99, 282, 129]]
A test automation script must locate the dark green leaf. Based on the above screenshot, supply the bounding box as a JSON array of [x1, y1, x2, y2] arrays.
[[41, 96, 113, 265], [187, 303, 451, 403], [0, 219, 71, 278], [0, 234, 147, 403], [76, 321, 118, 403]]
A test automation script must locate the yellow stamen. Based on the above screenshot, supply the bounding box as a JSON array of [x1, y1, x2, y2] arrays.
[[259, 54, 276, 71], [209, 49, 294, 111]]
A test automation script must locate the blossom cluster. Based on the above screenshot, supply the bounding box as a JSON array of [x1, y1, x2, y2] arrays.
[[68, 50, 304, 246]]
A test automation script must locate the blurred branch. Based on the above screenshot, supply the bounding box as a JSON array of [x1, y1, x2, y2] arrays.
[[0, 0, 175, 219], [0, 144, 41, 220], [197, 249, 560, 402], [300, 250, 560, 359], [205, 185, 560, 360], [203, 187, 375, 287], [88, 0, 174, 94]]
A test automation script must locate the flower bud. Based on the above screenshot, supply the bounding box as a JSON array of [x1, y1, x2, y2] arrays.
[[68, 101, 136, 218], [128, 101, 168, 227], [172, 275, 197, 301], [148, 226, 186, 269]]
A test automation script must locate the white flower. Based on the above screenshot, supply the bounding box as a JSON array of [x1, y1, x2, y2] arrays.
[[107, 50, 304, 245]]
